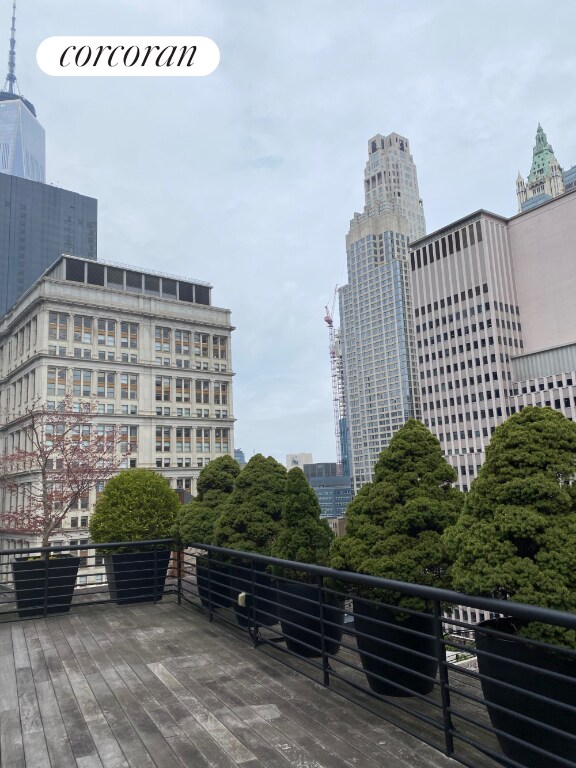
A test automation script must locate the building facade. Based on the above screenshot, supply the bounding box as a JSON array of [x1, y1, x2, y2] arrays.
[[0, 255, 234, 582], [411, 190, 576, 489], [516, 124, 576, 212], [302, 462, 352, 518], [339, 133, 426, 493], [0, 173, 97, 316]]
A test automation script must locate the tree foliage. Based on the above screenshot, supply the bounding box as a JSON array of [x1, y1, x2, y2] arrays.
[[89, 468, 180, 547], [272, 467, 333, 580], [213, 453, 286, 555], [0, 394, 127, 549], [445, 406, 576, 647], [331, 419, 463, 611], [176, 455, 240, 545]]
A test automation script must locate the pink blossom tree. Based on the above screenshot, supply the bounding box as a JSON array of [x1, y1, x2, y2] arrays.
[[0, 394, 128, 551]]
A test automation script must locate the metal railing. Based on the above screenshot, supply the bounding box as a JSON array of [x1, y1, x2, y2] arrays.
[[1, 538, 575, 768], [179, 543, 576, 768]]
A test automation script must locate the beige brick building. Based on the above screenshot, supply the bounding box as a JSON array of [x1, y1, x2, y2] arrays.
[[0, 255, 234, 582]]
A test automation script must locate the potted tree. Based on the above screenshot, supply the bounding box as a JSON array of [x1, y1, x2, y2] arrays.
[[331, 419, 462, 696], [0, 395, 125, 617], [445, 406, 576, 766], [213, 453, 286, 627], [176, 455, 240, 608], [272, 467, 343, 657], [89, 468, 180, 604]]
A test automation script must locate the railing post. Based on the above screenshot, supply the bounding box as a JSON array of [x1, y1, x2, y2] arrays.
[[153, 543, 158, 605], [318, 575, 330, 687], [176, 545, 183, 605], [433, 599, 454, 757], [207, 550, 214, 621], [42, 552, 49, 617]]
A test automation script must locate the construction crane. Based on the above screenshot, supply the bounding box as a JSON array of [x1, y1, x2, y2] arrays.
[[324, 286, 346, 476]]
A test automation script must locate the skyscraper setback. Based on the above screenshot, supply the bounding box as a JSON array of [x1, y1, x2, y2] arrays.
[[339, 133, 425, 492], [0, 1, 45, 181]]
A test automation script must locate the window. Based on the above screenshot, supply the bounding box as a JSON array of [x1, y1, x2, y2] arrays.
[[48, 312, 68, 341], [120, 425, 138, 453], [175, 330, 190, 355], [196, 428, 210, 452], [155, 376, 171, 401], [213, 381, 228, 405], [97, 371, 115, 398], [195, 380, 209, 404], [214, 428, 229, 453], [120, 322, 138, 349], [98, 319, 116, 347], [176, 427, 191, 452], [47, 366, 67, 396], [213, 336, 227, 359], [194, 332, 209, 356], [120, 373, 138, 400], [175, 377, 191, 402], [155, 426, 171, 453], [73, 315, 92, 344], [72, 369, 92, 397], [155, 326, 171, 353]]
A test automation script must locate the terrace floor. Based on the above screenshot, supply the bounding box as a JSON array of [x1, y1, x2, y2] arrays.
[[0, 599, 457, 768]]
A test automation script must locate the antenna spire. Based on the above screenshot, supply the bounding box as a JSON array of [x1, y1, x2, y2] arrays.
[[5, 0, 17, 93]]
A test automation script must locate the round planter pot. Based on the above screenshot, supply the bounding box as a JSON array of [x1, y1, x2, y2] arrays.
[[228, 562, 278, 628], [352, 598, 437, 696], [475, 617, 576, 767], [196, 556, 233, 609], [12, 556, 81, 618], [278, 581, 344, 658], [104, 550, 171, 605]]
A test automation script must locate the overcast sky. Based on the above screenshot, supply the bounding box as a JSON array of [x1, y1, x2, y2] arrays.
[[7, 0, 576, 465]]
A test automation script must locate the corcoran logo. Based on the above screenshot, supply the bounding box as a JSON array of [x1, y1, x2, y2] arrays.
[[37, 36, 220, 77]]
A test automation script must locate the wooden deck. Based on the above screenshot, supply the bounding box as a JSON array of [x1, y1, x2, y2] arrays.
[[0, 599, 458, 768]]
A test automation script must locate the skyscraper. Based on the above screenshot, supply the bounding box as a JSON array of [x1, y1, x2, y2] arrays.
[[0, 1, 45, 181], [0, 2, 97, 317], [339, 133, 425, 493]]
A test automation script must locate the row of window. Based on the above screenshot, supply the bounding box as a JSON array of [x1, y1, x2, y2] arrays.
[[155, 426, 230, 454], [46, 314, 228, 359], [411, 221, 483, 272]]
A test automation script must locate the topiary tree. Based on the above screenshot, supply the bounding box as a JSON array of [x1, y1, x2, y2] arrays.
[[272, 467, 333, 580], [445, 406, 576, 647], [176, 455, 240, 545], [213, 453, 286, 555], [331, 419, 463, 611], [89, 468, 180, 548]]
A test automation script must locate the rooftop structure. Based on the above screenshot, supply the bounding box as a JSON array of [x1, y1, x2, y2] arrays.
[[516, 124, 576, 212]]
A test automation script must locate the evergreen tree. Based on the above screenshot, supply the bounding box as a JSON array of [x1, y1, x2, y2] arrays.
[[272, 468, 334, 580], [89, 468, 180, 546], [213, 454, 286, 555], [445, 406, 576, 646], [331, 419, 463, 611], [177, 455, 240, 545]]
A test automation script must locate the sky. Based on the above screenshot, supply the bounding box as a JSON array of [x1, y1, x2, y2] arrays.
[[6, 0, 576, 465]]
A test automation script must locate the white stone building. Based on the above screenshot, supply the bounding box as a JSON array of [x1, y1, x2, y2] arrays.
[[339, 133, 426, 492], [0, 255, 234, 581]]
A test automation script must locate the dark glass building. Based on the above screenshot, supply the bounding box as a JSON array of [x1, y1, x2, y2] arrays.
[[0, 173, 97, 316], [303, 463, 352, 518]]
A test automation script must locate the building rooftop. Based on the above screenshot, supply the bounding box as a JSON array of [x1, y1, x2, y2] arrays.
[[0, 600, 455, 768]]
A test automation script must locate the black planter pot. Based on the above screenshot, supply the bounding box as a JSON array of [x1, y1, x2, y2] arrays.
[[104, 550, 171, 605], [196, 556, 233, 609], [228, 562, 278, 628], [278, 582, 344, 658], [352, 599, 438, 696], [12, 556, 80, 618], [475, 618, 576, 767]]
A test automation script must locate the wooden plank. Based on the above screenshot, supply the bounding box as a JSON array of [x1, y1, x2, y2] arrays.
[[0, 625, 25, 768], [35, 680, 77, 768]]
